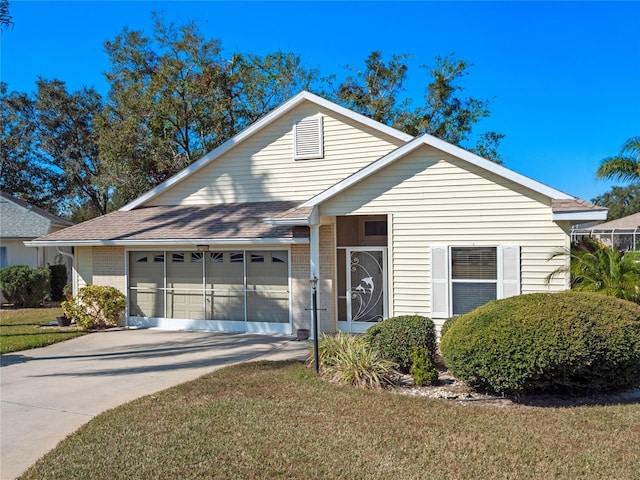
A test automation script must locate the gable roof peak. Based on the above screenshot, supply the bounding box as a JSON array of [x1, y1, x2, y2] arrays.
[[121, 91, 413, 212]]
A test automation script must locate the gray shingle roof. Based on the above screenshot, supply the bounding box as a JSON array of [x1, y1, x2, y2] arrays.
[[0, 192, 73, 238], [33, 202, 309, 244]]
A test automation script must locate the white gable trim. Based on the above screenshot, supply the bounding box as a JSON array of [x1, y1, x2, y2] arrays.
[[121, 91, 413, 212], [301, 134, 575, 209]]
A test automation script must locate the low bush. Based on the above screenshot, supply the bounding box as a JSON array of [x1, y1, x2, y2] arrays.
[[440, 316, 459, 338], [310, 332, 398, 389], [440, 292, 640, 395], [48, 264, 67, 301], [364, 315, 437, 373], [62, 285, 126, 330], [0, 265, 51, 307], [409, 347, 439, 386]]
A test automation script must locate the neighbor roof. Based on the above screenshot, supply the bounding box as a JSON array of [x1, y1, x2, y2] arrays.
[[28, 202, 309, 246], [121, 91, 413, 212], [581, 211, 640, 230], [0, 192, 73, 238]]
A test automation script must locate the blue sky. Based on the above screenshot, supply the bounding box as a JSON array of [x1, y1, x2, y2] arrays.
[[1, 1, 639, 202]]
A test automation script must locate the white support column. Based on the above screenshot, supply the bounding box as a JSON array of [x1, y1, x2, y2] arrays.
[[309, 223, 320, 339]]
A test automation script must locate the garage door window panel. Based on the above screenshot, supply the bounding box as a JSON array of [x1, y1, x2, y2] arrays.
[[246, 251, 289, 323], [167, 251, 203, 320], [129, 251, 164, 317], [205, 252, 245, 321]]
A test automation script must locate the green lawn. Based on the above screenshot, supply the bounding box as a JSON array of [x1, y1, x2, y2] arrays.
[[0, 307, 87, 354], [20, 361, 640, 480]]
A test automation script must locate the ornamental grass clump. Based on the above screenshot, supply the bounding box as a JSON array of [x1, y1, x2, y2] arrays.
[[364, 315, 437, 373], [310, 332, 399, 389], [440, 292, 640, 396], [62, 285, 125, 330]]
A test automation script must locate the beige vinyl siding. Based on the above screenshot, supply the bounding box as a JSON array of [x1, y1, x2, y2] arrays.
[[321, 145, 570, 324], [148, 103, 404, 206]]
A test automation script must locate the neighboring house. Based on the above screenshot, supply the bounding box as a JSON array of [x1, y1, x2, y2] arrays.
[[0, 192, 74, 303], [28, 92, 607, 333], [571, 212, 640, 251]]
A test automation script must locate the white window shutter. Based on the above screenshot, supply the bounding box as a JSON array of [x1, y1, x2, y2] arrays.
[[294, 116, 323, 160], [431, 246, 449, 318], [498, 245, 520, 299]]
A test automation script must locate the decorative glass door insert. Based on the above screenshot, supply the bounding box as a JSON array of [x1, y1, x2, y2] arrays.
[[347, 248, 386, 324]]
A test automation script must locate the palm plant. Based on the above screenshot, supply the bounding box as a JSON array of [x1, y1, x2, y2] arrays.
[[546, 238, 640, 303], [596, 136, 640, 183]]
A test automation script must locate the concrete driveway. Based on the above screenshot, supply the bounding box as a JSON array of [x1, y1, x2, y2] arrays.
[[0, 329, 308, 480]]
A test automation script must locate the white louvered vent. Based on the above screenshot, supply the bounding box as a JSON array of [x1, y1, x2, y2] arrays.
[[294, 116, 323, 160]]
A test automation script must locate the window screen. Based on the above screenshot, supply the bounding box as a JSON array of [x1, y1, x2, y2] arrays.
[[451, 247, 497, 315]]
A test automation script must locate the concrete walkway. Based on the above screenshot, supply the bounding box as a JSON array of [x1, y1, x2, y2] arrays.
[[0, 329, 309, 480]]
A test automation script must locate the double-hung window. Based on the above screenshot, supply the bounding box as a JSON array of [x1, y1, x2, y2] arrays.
[[431, 245, 520, 318], [451, 247, 497, 315]]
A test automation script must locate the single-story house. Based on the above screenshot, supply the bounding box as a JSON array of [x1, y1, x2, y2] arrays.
[[28, 91, 607, 334], [1, 192, 74, 303], [571, 212, 640, 251]]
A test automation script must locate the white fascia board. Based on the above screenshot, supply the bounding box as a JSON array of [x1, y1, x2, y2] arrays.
[[25, 238, 309, 247], [121, 91, 412, 212], [302, 134, 575, 208], [552, 211, 608, 221]]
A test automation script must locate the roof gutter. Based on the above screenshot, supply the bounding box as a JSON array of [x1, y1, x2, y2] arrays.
[[25, 237, 310, 248]]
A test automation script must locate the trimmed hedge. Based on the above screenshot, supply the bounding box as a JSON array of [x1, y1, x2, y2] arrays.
[[364, 315, 437, 373], [0, 265, 51, 307], [440, 292, 640, 395]]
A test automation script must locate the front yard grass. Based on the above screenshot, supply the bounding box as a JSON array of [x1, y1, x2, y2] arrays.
[[0, 307, 87, 354], [20, 360, 640, 480]]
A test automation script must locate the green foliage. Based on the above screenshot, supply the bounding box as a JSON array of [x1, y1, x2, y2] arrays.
[[364, 315, 437, 373], [48, 264, 67, 301], [334, 53, 504, 163], [547, 238, 640, 303], [409, 347, 439, 386], [440, 292, 640, 395], [596, 136, 640, 183], [61, 285, 125, 330], [440, 316, 459, 338], [0, 265, 51, 307], [591, 184, 640, 221], [310, 332, 399, 389]]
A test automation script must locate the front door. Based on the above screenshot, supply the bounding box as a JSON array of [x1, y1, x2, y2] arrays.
[[343, 248, 386, 333]]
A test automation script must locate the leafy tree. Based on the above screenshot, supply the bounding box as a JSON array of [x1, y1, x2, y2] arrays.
[[334, 52, 504, 163], [596, 136, 640, 183], [33, 78, 110, 216], [0, 0, 12, 31], [547, 238, 640, 303], [0, 83, 63, 212], [592, 184, 640, 221], [336, 51, 411, 125], [99, 14, 319, 207]]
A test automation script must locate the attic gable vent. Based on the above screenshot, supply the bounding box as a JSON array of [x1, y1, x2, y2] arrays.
[[293, 116, 323, 160]]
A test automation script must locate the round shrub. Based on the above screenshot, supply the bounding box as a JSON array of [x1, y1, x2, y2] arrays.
[[0, 265, 51, 307], [440, 316, 459, 338], [440, 292, 640, 396], [364, 315, 437, 373], [62, 285, 126, 330]]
